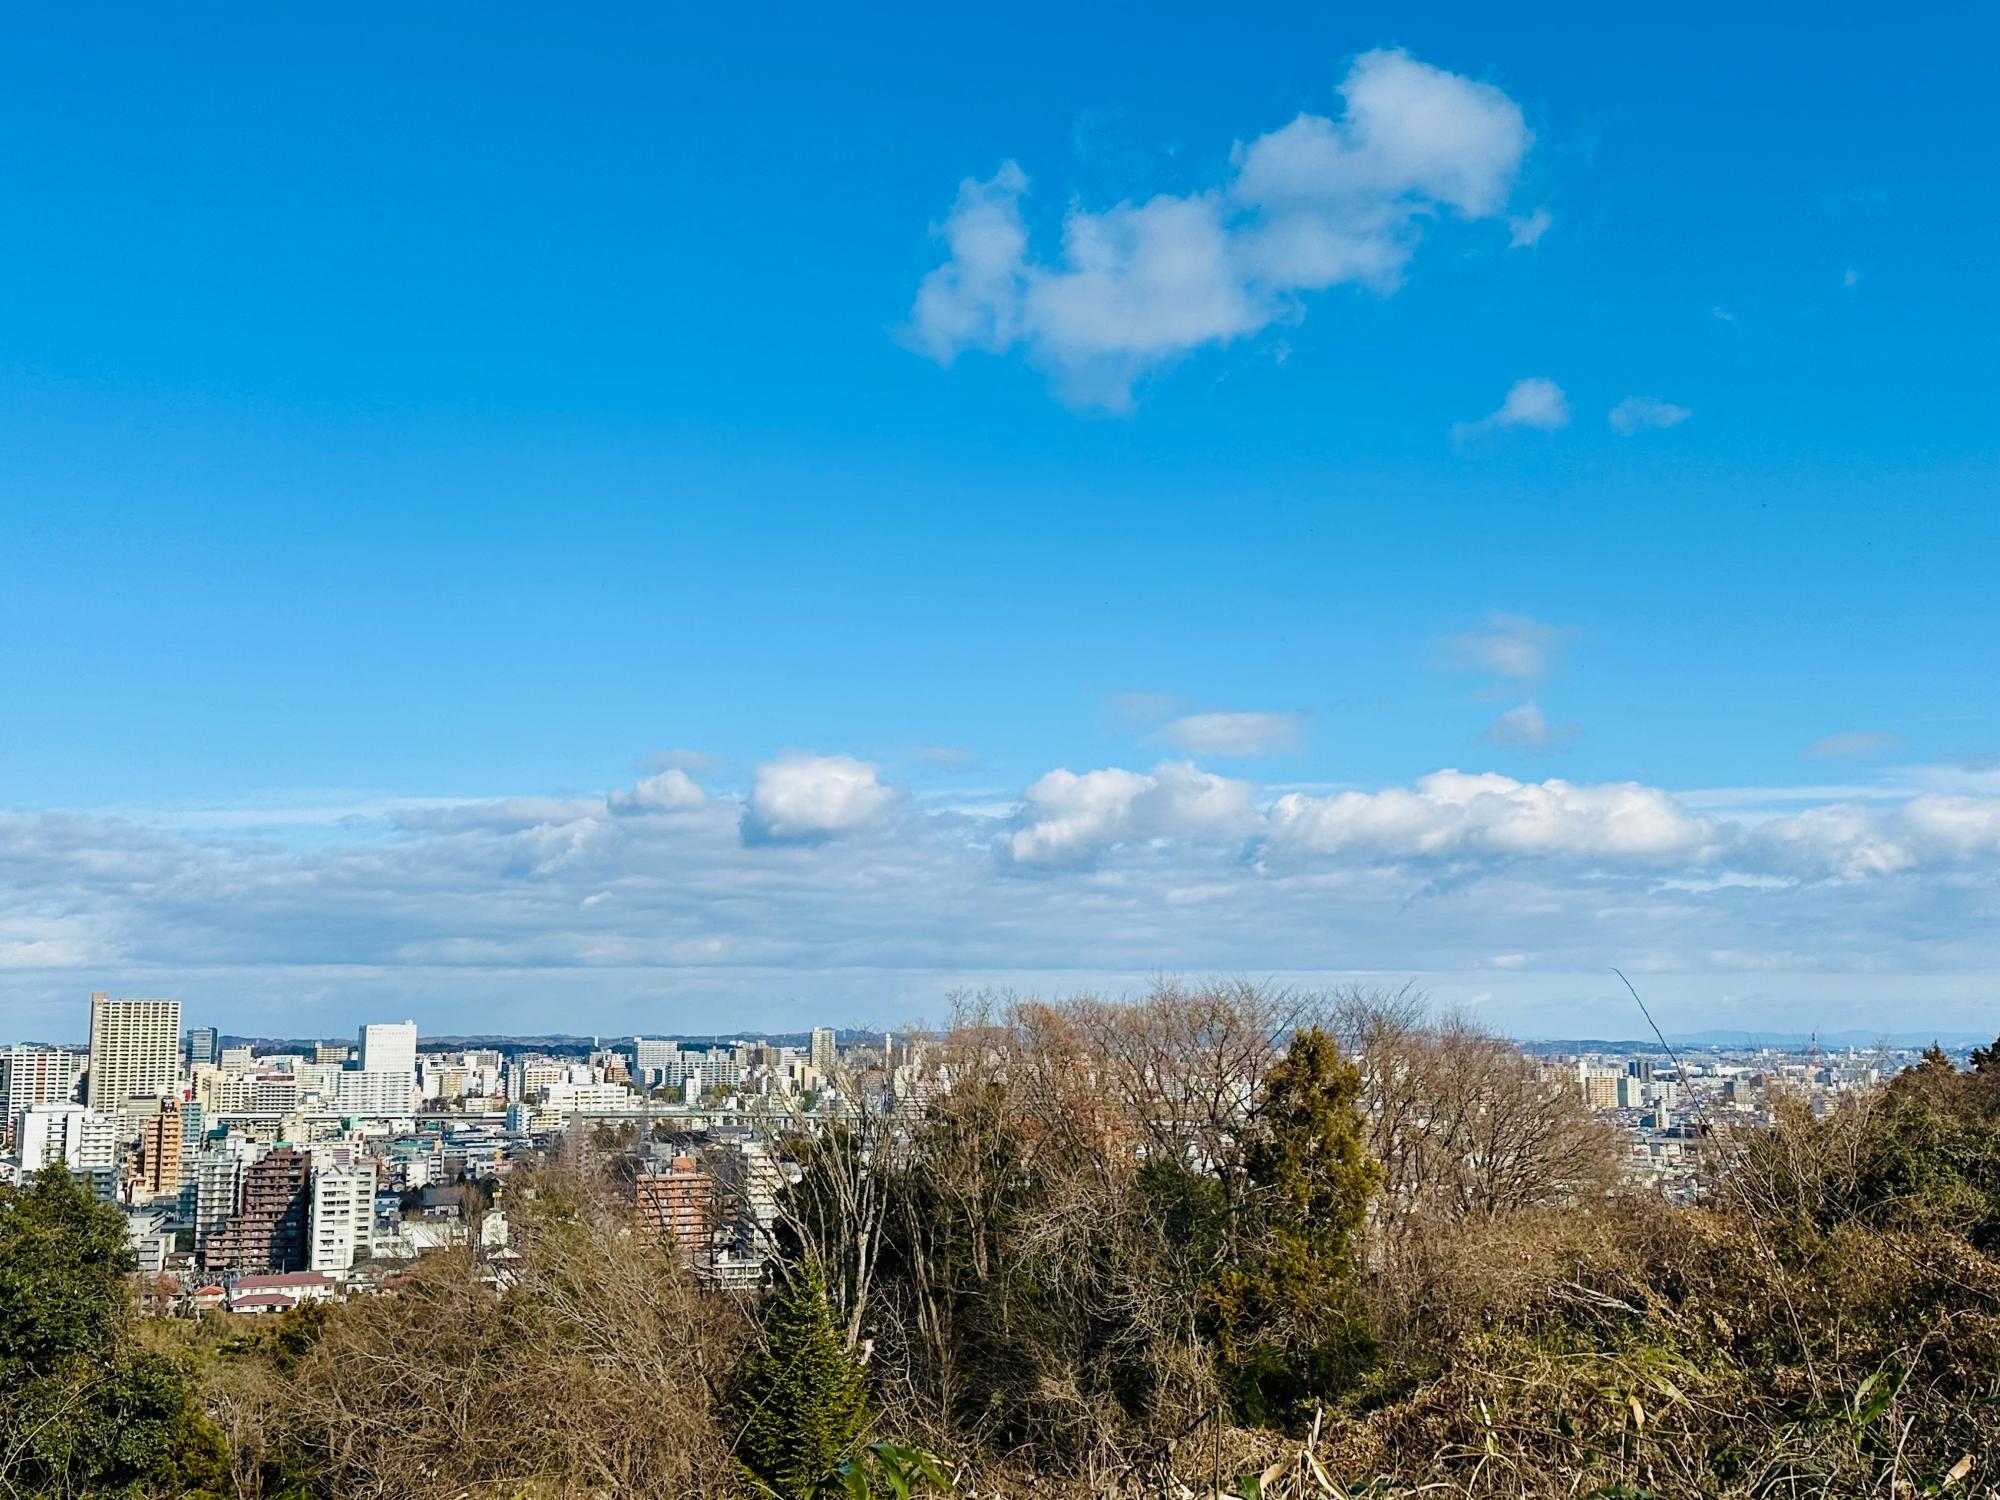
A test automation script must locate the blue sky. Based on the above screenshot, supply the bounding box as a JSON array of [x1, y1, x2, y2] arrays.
[[2, 4, 1996, 1040]]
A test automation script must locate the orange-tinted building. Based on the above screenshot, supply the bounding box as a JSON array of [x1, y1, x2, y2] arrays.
[[634, 1153, 716, 1264]]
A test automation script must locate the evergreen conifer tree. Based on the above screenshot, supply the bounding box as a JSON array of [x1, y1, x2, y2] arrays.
[[1213, 1026, 1381, 1429], [735, 1260, 871, 1498]]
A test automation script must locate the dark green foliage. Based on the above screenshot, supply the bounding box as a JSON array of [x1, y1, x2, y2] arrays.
[[0, 1165, 229, 1498], [736, 1262, 872, 1499], [1209, 1027, 1381, 1430], [0, 1162, 133, 1369]]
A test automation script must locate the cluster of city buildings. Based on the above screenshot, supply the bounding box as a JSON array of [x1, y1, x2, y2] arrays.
[[2, 994, 915, 1314], [1547, 1041, 1910, 1200], [5, 992, 1958, 1313]]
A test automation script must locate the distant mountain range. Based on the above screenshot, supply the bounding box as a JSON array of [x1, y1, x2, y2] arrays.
[[1521, 1029, 1994, 1052]]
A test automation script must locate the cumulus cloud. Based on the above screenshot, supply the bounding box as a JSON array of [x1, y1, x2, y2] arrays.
[[1452, 377, 1569, 443], [1608, 396, 1691, 436], [1266, 770, 1714, 863], [1805, 731, 1900, 760], [1440, 611, 1569, 680], [607, 768, 708, 816], [1009, 761, 1260, 866], [743, 755, 897, 842], [1157, 711, 1305, 756], [908, 48, 1533, 408], [1741, 796, 2000, 881], [1482, 701, 1577, 751]]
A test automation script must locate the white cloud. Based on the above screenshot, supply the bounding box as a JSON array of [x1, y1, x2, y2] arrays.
[[1452, 376, 1569, 442], [1806, 731, 1899, 760], [607, 768, 708, 816], [1483, 701, 1577, 751], [1009, 761, 1260, 866], [743, 755, 897, 842], [1266, 769, 1714, 863], [1506, 208, 1553, 247], [5, 758, 2000, 1036], [909, 48, 1532, 408], [1608, 396, 1691, 436], [1740, 795, 2000, 881], [1441, 611, 1569, 680], [1157, 711, 1305, 756]]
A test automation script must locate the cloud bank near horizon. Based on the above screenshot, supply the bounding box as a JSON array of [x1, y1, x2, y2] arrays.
[[4, 749, 1999, 1035]]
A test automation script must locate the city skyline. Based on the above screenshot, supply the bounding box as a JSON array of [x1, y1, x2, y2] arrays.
[[1, 7, 1996, 1036]]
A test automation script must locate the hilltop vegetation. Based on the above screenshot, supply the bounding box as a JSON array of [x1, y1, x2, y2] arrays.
[[6, 985, 2000, 1498]]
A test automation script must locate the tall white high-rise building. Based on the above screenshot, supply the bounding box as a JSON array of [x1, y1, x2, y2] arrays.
[[1, 1046, 79, 1148], [309, 1162, 376, 1274], [85, 993, 181, 1110], [809, 1027, 837, 1075], [357, 1020, 417, 1076], [354, 1020, 418, 1114], [17, 1101, 117, 1172]]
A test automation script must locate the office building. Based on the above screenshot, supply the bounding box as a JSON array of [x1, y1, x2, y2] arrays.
[[178, 1101, 206, 1180], [355, 1021, 418, 1113], [85, 993, 181, 1110], [1, 1046, 78, 1148], [186, 1026, 218, 1070], [357, 1020, 417, 1076]]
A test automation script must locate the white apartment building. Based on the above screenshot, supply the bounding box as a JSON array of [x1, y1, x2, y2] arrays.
[[16, 1101, 117, 1172], [336, 1070, 417, 1118], [192, 1140, 259, 1244], [634, 1037, 680, 1087], [250, 1075, 300, 1112], [309, 1162, 376, 1274], [85, 993, 181, 1110], [197, 1071, 257, 1115], [0, 1046, 78, 1148], [543, 1081, 637, 1113]]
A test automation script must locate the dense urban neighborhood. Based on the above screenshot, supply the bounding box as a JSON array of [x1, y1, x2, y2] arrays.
[[1, 991, 1952, 1315]]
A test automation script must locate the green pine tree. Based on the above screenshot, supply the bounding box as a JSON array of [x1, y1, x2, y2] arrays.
[[735, 1261, 871, 1499], [1212, 1026, 1382, 1429]]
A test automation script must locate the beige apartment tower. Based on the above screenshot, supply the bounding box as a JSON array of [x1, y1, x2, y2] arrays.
[[85, 992, 182, 1110]]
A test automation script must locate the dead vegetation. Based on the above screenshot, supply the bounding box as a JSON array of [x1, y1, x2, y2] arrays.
[[168, 988, 2000, 1499]]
